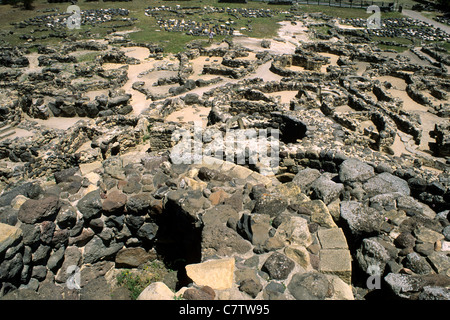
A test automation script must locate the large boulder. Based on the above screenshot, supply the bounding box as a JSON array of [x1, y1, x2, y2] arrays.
[[363, 172, 410, 196], [18, 195, 59, 224], [339, 158, 375, 183]]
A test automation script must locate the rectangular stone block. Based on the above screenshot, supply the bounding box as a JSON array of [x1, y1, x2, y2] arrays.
[[317, 228, 348, 249], [319, 249, 352, 284]]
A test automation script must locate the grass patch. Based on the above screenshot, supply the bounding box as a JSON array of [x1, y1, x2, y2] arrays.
[[116, 260, 171, 300], [0, 0, 407, 52]]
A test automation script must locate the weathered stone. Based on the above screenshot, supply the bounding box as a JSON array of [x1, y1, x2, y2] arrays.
[[102, 190, 127, 213], [56, 204, 77, 229], [301, 200, 337, 228], [319, 249, 352, 284], [83, 235, 123, 264], [427, 252, 450, 274], [310, 176, 344, 205], [405, 252, 433, 275], [185, 258, 235, 290], [0, 223, 22, 255], [414, 226, 444, 244], [284, 245, 311, 269], [18, 195, 59, 224], [317, 228, 348, 249], [183, 286, 216, 300], [137, 282, 174, 300], [288, 272, 333, 300], [356, 237, 392, 276], [239, 279, 262, 298], [339, 158, 375, 183], [263, 281, 286, 300], [292, 168, 321, 190], [363, 172, 410, 196], [76, 190, 103, 220], [253, 193, 288, 217], [115, 247, 151, 268], [261, 252, 295, 280], [201, 204, 238, 226], [202, 223, 252, 257], [275, 216, 312, 247], [340, 201, 383, 236]]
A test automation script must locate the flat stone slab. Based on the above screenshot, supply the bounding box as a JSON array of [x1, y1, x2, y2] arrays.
[[185, 257, 235, 290], [0, 223, 22, 254], [317, 228, 348, 249], [319, 249, 352, 284]]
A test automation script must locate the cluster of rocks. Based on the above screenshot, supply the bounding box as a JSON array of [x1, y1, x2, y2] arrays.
[[338, 17, 450, 42], [146, 5, 278, 20], [154, 18, 235, 36], [0, 6, 449, 301], [11, 8, 131, 30], [0, 144, 448, 300]]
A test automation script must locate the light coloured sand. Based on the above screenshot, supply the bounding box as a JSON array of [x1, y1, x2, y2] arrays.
[[165, 106, 210, 128], [266, 91, 298, 104], [30, 116, 89, 130]]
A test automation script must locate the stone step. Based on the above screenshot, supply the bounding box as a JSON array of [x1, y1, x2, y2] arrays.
[[0, 129, 16, 141], [0, 124, 13, 135]]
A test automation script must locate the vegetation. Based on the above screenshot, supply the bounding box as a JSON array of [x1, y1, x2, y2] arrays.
[[116, 260, 171, 300]]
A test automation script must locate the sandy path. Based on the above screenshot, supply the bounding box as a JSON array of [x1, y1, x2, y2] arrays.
[[29, 116, 90, 130], [119, 46, 156, 116]]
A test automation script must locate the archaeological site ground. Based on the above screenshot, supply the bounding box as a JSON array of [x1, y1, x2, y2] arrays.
[[0, 0, 449, 302]]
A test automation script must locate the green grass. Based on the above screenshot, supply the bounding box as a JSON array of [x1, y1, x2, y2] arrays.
[[0, 0, 414, 54], [116, 260, 171, 300], [76, 51, 102, 62], [371, 36, 412, 52]]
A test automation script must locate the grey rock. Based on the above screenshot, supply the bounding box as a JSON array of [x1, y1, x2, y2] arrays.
[[252, 193, 288, 217], [55, 246, 82, 284], [202, 204, 239, 226], [136, 222, 159, 242], [292, 168, 321, 190], [288, 272, 332, 300], [0, 206, 18, 226], [443, 226, 450, 241], [56, 204, 77, 229], [309, 175, 344, 205], [32, 244, 51, 265], [340, 201, 384, 236], [76, 190, 103, 220], [356, 237, 392, 275], [47, 246, 66, 271], [0, 182, 43, 207], [419, 286, 450, 300], [261, 252, 295, 280], [80, 277, 112, 300], [20, 223, 41, 246], [239, 279, 262, 298], [363, 172, 410, 196], [201, 223, 252, 257], [125, 193, 153, 215], [339, 158, 375, 183], [405, 252, 432, 275], [263, 281, 286, 300], [83, 236, 123, 264], [0, 252, 23, 281], [17, 195, 59, 224], [384, 273, 450, 299], [31, 265, 47, 281], [103, 156, 125, 180]]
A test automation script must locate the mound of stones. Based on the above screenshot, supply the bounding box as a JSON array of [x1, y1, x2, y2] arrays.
[[0, 146, 449, 300]]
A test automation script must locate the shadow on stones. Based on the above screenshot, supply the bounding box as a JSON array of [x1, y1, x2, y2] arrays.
[[153, 199, 202, 290]]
